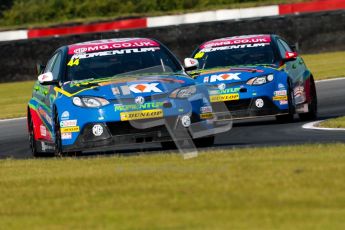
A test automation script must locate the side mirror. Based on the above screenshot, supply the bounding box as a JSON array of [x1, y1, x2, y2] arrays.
[[38, 72, 59, 85], [36, 63, 46, 75], [284, 51, 298, 61], [184, 58, 199, 71]]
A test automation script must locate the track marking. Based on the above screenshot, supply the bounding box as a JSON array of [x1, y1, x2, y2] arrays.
[[315, 77, 345, 83], [0, 117, 26, 123], [302, 120, 345, 131]]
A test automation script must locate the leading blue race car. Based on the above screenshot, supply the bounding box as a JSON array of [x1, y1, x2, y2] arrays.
[[184, 34, 317, 122], [27, 38, 230, 157]]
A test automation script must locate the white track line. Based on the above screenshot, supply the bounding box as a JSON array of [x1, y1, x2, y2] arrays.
[[315, 77, 345, 83], [302, 120, 345, 131], [303, 77, 345, 130], [0, 117, 26, 123]]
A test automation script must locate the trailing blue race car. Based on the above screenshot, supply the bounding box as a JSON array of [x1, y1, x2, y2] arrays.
[[184, 34, 317, 122], [27, 38, 230, 157]]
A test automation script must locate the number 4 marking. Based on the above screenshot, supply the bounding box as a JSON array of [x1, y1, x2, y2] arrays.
[[67, 58, 80, 67]]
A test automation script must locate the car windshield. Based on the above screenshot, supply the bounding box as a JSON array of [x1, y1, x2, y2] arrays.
[[66, 46, 183, 81], [194, 42, 276, 69]]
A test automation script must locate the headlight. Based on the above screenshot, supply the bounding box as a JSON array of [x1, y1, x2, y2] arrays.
[[170, 85, 197, 98], [72, 96, 110, 108], [246, 74, 274, 85]]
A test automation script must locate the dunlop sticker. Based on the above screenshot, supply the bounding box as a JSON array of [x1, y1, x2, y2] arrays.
[[60, 126, 80, 133], [120, 109, 163, 121], [210, 93, 239, 102], [200, 113, 214, 119], [273, 95, 288, 101]]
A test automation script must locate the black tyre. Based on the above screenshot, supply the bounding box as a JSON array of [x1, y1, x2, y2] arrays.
[[276, 79, 294, 123], [54, 109, 63, 157], [299, 77, 317, 121], [28, 115, 42, 157]]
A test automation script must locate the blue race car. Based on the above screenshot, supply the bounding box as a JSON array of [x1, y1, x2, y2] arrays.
[[27, 38, 230, 157], [184, 34, 317, 122]]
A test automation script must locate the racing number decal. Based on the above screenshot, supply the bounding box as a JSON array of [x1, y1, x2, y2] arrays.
[[67, 58, 80, 67], [194, 52, 205, 58]]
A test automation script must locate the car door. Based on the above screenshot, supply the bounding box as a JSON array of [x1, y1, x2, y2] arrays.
[[277, 38, 306, 84], [34, 51, 63, 137], [276, 38, 308, 106]]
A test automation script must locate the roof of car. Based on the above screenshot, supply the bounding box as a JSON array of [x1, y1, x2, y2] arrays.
[[67, 38, 160, 55], [199, 34, 272, 49]]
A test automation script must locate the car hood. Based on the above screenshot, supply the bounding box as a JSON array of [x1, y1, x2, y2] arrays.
[[60, 74, 195, 99], [192, 65, 281, 84]]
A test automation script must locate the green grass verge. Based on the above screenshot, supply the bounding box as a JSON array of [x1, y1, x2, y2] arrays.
[[0, 80, 34, 119], [0, 51, 344, 120], [319, 116, 345, 129], [1, 144, 345, 229], [302, 51, 345, 80]]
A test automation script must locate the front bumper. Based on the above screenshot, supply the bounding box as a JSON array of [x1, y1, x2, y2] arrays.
[[63, 114, 229, 152], [211, 96, 289, 119], [206, 78, 290, 119]]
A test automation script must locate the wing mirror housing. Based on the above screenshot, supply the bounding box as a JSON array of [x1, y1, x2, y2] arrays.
[[283, 51, 298, 62], [184, 58, 199, 71], [36, 63, 46, 75], [38, 72, 59, 85]]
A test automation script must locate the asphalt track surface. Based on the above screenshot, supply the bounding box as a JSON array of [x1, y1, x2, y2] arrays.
[[1, 78, 345, 159]]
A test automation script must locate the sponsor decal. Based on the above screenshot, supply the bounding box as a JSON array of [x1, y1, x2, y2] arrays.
[[218, 83, 226, 90], [274, 90, 287, 96], [278, 83, 285, 89], [200, 113, 214, 119], [60, 126, 80, 133], [92, 125, 103, 136], [296, 103, 309, 113], [273, 95, 288, 101], [203, 76, 209, 83], [120, 85, 131, 95], [60, 119, 77, 128], [181, 115, 191, 127], [61, 132, 72, 140], [115, 102, 164, 112], [210, 88, 240, 95], [111, 87, 120, 95], [255, 98, 264, 108], [70, 47, 159, 61], [61, 111, 70, 120], [279, 100, 288, 105], [129, 83, 162, 93], [120, 109, 163, 121], [41, 142, 54, 151], [210, 93, 240, 102], [201, 43, 270, 53], [135, 96, 145, 105], [69, 39, 159, 54], [210, 73, 241, 82], [201, 35, 271, 48], [294, 86, 304, 97], [200, 106, 213, 114], [40, 125, 47, 137]]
